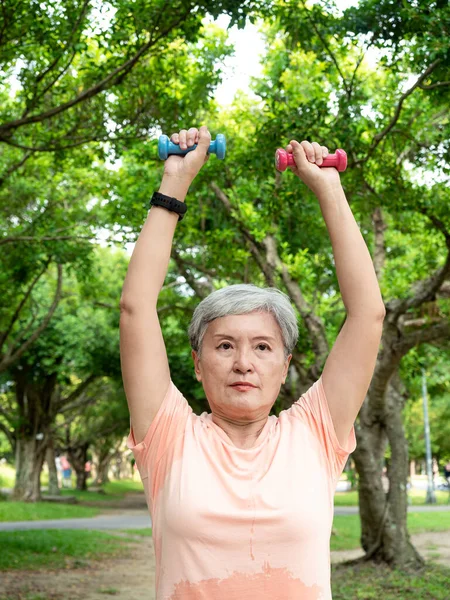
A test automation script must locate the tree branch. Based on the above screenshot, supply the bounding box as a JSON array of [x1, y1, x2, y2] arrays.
[[0, 234, 92, 246], [4, 298, 39, 361], [0, 151, 33, 185], [418, 80, 450, 90], [392, 320, 450, 355], [0, 132, 148, 153], [36, 1, 90, 84], [0, 263, 64, 373], [0, 259, 50, 352], [0, 405, 13, 424], [210, 182, 277, 286], [58, 374, 98, 411], [299, 0, 350, 96], [157, 304, 193, 316], [0, 7, 191, 137], [347, 48, 367, 101], [23, 50, 78, 118], [171, 256, 218, 279], [171, 248, 213, 298], [23, 0, 91, 117], [386, 221, 450, 321], [372, 206, 387, 280], [437, 281, 450, 298], [59, 389, 97, 415], [263, 234, 330, 376], [358, 59, 442, 164], [0, 421, 15, 450]]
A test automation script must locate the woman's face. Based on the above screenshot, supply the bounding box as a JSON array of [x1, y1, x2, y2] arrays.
[[192, 311, 292, 423]]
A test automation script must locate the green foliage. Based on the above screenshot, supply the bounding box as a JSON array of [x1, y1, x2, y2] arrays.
[[0, 0, 261, 150], [401, 346, 450, 463], [342, 0, 450, 72]]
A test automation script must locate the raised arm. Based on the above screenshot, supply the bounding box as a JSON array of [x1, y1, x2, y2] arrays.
[[287, 140, 386, 447], [119, 126, 211, 444]]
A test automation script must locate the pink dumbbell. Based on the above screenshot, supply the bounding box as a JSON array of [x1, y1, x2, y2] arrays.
[[275, 148, 347, 172]]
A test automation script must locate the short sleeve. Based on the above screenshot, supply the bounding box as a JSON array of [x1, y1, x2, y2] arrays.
[[126, 380, 192, 504], [289, 376, 356, 483]]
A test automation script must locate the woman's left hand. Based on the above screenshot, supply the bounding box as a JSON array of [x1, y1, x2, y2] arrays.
[[287, 140, 342, 196]]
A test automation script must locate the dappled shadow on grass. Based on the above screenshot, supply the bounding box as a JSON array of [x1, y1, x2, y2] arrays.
[[332, 562, 450, 599]]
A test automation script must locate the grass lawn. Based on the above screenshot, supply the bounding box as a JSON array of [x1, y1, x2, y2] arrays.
[[0, 478, 144, 522], [0, 529, 137, 570], [0, 463, 15, 488], [334, 489, 449, 506], [331, 511, 450, 551], [0, 501, 100, 522], [58, 478, 144, 504], [331, 562, 450, 599], [124, 528, 153, 536]]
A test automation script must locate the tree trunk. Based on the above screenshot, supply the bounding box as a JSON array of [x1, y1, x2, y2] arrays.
[[13, 437, 47, 501], [67, 442, 89, 491], [11, 364, 58, 501], [383, 373, 424, 567], [75, 468, 87, 491], [353, 371, 424, 568], [94, 450, 112, 485], [46, 440, 60, 496]]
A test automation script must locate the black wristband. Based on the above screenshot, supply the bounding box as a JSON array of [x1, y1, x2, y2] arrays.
[[150, 192, 187, 221]]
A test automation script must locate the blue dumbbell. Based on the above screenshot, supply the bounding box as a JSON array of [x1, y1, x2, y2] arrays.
[[158, 133, 226, 160]]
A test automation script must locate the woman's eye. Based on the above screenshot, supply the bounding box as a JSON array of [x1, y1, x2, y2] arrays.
[[218, 343, 270, 351]]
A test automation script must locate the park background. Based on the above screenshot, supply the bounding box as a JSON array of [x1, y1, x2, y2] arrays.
[[0, 0, 449, 598]]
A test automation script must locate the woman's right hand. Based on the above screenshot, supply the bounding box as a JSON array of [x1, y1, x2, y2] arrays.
[[162, 125, 211, 188]]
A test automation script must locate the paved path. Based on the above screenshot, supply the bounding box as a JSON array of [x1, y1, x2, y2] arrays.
[[335, 504, 450, 515], [1, 511, 152, 531], [2, 504, 449, 532]]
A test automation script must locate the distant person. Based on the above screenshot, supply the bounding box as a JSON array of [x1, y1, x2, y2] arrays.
[[60, 456, 72, 489], [120, 126, 385, 599]]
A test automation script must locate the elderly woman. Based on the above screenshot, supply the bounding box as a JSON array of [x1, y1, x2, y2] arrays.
[[119, 126, 385, 599]]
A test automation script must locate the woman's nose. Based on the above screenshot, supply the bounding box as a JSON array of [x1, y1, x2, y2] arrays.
[[233, 350, 253, 372]]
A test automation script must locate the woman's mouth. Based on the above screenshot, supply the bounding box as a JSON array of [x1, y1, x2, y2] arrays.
[[230, 383, 256, 391]]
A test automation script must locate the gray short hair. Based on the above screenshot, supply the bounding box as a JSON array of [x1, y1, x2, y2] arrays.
[[188, 284, 298, 359]]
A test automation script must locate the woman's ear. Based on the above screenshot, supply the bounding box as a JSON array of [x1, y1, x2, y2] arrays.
[[192, 349, 202, 381], [282, 354, 292, 383]]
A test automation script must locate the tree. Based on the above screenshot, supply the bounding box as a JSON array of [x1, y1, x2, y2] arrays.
[[402, 345, 450, 468], [0, 248, 125, 500], [57, 378, 129, 490]]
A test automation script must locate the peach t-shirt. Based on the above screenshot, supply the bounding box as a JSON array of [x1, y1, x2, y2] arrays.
[[127, 377, 356, 599]]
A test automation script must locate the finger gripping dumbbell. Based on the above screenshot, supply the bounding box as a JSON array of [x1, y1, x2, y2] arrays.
[[158, 134, 226, 160], [275, 148, 347, 172]]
